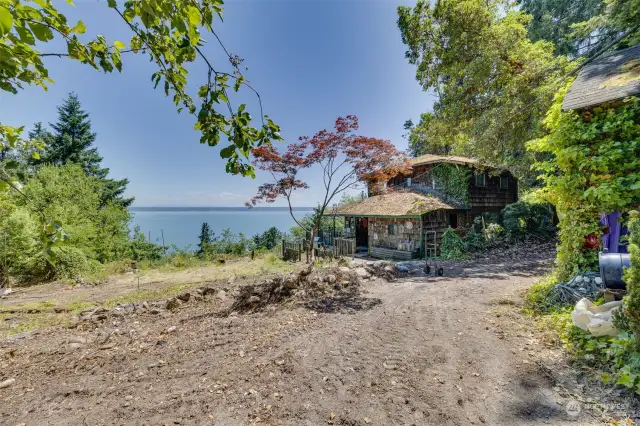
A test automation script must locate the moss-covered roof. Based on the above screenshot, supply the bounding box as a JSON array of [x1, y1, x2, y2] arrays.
[[331, 191, 456, 217], [562, 44, 640, 111], [410, 154, 478, 167]]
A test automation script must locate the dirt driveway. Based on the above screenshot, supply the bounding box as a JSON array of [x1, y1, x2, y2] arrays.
[[0, 255, 605, 425]]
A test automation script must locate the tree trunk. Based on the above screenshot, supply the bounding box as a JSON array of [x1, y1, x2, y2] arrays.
[[308, 223, 319, 264]]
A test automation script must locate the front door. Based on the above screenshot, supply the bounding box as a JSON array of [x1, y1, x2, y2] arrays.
[[355, 217, 368, 247]]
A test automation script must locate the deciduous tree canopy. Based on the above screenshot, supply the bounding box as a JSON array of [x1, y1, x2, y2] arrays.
[[0, 0, 281, 183], [248, 115, 410, 262], [397, 0, 572, 178]]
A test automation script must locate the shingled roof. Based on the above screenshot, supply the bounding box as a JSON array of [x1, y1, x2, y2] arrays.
[[562, 44, 640, 111], [331, 191, 456, 217], [411, 154, 477, 167]]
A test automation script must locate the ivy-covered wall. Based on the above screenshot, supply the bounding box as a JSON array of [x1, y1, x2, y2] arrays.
[[528, 87, 640, 280], [427, 163, 471, 205]]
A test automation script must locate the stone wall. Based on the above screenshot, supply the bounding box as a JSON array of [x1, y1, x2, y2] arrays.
[[368, 217, 421, 252]]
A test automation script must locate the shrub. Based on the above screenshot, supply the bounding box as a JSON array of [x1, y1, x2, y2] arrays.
[[130, 225, 167, 261], [501, 201, 555, 241], [441, 227, 467, 259], [464, 227, 485, 252], [483, 223, 504, 242], [213, 228, 250, 255], [0, 201, 39, 284], [623, 210, 640, 349], [27, 246, 99, 280], [524, 274, 560, 314], [252, 226, 283, 250]]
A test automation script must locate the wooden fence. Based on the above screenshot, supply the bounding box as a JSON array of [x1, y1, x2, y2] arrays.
[[333, 237, 356, 256], [282, 241, 303, 262], [281, 237, 356, 262]]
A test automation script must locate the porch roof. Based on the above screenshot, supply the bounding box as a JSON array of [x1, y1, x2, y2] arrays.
[[410, 154, 477, 167], [330, 191, 456, 218]]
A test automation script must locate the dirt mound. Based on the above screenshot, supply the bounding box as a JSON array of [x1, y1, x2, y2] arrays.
[[228, 264, 365, 314]]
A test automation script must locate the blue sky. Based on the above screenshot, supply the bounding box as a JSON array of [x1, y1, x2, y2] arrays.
[[2, 0, 433, 207]]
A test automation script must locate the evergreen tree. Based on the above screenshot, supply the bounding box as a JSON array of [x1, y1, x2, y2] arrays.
[[33, 93, 134, 208], [198, 222, 213, 254]]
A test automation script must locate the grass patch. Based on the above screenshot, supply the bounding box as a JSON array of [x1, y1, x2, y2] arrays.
[[0, 300, 57, 312], [522, 273, 561, 315], [67, 300, 98, 312], [0, 311, 73, 337], [104, 283, 192, 307], [492, 297, 519, 306]]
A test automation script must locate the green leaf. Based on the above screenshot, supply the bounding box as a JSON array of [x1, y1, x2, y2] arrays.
[[107, 0, 117, 7], [31, 152, 40, 160], [0, 6, 13, 37], [28, 22, 54, 42], [65, 0, 75, 5], [616, 373, 635, 388], [4, 160, 19, 170], [15, 26, 35, 45], [71, 20, 86, 34], [187, 6, 201, 26], [220, 145, 235, 158], [113, 40, 125, 49]]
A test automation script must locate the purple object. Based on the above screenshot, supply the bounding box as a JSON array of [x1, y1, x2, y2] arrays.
[[600, 210, 628, 253]]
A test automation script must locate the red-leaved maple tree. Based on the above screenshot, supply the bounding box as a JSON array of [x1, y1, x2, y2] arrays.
[[247, 115, 410, 262]]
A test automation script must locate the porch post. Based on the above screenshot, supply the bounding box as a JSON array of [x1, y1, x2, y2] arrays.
[[419, 215, 424, 259]]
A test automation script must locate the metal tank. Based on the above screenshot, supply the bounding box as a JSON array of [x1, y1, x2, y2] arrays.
[[599, 250, 632, 290]]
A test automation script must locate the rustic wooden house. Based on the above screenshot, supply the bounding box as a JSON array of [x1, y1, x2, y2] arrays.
[[330, 155, 518, 260]]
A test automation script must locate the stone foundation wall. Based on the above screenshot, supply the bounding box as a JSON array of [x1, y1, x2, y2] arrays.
[[369, 217, 421, 252]]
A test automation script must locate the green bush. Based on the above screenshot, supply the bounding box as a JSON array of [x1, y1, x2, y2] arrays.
[[441, 227, 467, 259], [0, 200, 39, 284], [53, 246, 99, 279], [252, 226, 283, 250], [501, 201, 555, 241], [26, 246, 98, 280], [129, 225, 167, 261], [464, 227, 485, 252], [524, 274, 560, 314], [213, 228, 250, 255], [623, 210, 640, 349], [483, 223, 504, 242]]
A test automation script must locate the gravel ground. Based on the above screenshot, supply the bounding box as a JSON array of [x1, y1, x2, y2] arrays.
[[0, 248, 615, 425]]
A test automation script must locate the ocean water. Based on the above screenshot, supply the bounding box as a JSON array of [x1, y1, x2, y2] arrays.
[[129, 207, 313, 250]]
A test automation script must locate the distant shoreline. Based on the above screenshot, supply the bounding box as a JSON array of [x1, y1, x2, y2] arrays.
[[129, 206, 315, 212]]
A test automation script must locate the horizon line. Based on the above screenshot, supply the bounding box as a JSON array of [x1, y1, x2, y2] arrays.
[[129, 205, 316, 209]]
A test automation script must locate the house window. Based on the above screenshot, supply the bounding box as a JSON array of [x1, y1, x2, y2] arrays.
[[475, 173, 486, 187], [500, 176, 509, 189], [388, 224, 397, 236]]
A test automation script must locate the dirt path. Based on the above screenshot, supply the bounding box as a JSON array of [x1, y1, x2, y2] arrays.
[[0, 256, 604, 425]]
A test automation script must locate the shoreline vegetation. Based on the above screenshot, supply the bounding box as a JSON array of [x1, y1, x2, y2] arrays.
[[129, 206, 316, 211]]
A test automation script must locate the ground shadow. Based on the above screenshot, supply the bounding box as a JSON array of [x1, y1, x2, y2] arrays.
[[501, 361, 577, 424], [304, 293, 382, 314]]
